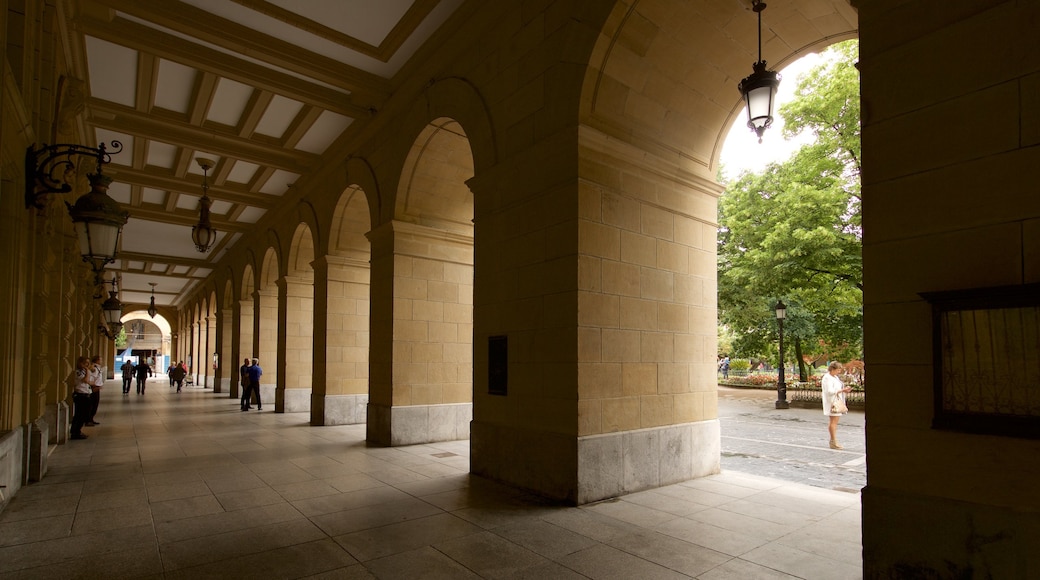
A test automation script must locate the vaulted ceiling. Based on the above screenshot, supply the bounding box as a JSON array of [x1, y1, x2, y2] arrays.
[[65, 0, 464, 311]]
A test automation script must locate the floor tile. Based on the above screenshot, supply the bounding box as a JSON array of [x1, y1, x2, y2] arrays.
[[0, 387, 863, 578]]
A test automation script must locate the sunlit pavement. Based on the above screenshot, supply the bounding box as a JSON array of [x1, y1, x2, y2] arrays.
[[718, 386, 866, 494]]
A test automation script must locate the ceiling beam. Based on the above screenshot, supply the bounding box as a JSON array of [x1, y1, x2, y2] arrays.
[[87, 99, 317, 173], [115, 250, 212, 269], [74, 13, 376, 119], [120, 206, 252, 234], [107, 166, 280, 209]]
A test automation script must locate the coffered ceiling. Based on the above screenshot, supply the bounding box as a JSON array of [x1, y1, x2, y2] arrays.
[[64, 0, 464, 311]]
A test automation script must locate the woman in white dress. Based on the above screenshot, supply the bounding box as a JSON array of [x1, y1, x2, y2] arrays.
[[822, 361, 853, 449]]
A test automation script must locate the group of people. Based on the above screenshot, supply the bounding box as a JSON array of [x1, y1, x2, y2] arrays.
[[165, 361, 189, 392], [239, 358, 263, 411], [68, 355, 106, 440], [119, 358, 154, 394], [71, 354, 264, 440]]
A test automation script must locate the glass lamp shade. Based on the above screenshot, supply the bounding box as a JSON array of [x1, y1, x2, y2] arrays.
[[67, 173, 129, 267], [775, 300, 787, 320], [147, 296, 158, 319], [191, 196, 216, 252], [738, 63, 781, 141], [101, 290, 123, 326]]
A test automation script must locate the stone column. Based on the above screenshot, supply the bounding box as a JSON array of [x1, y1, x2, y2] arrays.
[[366, 220, 473, 446], [215, 306, 231, 393], [256, 287, 279, 408], [205, 313, 216, 388], [281, 275, 313, 412], [311, 254, 370, 426]]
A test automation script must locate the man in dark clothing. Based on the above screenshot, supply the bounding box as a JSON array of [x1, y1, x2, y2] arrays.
[[170, 364, 187, 392], [245, 358, 263, 411], [135, 359, 152, 394], [239, 358, 252, 411], [121, 359, 134, 394]]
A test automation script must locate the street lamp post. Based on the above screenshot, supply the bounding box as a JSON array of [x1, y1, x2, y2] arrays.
[[775, 299, 789, 409]]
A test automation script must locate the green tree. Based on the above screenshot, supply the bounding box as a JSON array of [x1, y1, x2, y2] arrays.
[[718, 40, 862, 380]]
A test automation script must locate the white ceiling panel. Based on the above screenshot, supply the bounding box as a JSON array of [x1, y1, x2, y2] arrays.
[[236, 207, 267, 224], [269, 0, 410, 47], [122, 219, 219, 258], [141, 188, 166, 205], [295, 110, 353, 153], [84, 36, 137, 106], [207, 77, 253, 126], [258, 170, 299, 195], [176, 194, 200, 211], [154, 59, 197, 113], [146, 141, 178, 169], [211, 200, 233, 215], [254, 95, 305, 138], [227, 161, 260, 184], [120, 272, 189, 294]]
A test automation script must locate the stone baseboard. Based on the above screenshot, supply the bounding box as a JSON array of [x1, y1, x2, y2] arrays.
[[471, 419, 720, 505], [367, 403, 472, 446], [315, 394, 367, 425]]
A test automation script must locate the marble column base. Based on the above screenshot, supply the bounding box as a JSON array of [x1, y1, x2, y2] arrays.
[[367, 403, 472, 446]]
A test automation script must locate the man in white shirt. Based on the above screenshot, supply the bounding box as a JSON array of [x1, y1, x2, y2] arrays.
[[69, 356, 93, 440], [87, 355, 105, 426]]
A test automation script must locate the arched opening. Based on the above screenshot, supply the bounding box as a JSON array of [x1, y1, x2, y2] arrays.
[[239, 265, 256, 403], [219, 280, 235, 394], [367, 117, 475, 446], [257, 248, 280, 408], [314, 185, 372, 426], [283, 224, 315, 412]]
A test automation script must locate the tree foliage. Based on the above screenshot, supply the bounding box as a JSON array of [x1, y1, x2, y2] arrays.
[[718, 40, 862, 374]]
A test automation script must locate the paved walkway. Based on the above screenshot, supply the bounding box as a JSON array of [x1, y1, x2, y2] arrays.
[[717, 387, 866, 492], [0, 382, 862, 579]]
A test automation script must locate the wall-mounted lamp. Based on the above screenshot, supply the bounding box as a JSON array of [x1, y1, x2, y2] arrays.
[[737, 0, 781, 143], [147, 282, 158, 319], [26, 141, 130, 276], [191, 157, 217, 253]]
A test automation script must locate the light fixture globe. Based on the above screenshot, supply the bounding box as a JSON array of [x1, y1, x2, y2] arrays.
[[66, 172, 130, 273], [101, 289, 123, 326], [774, 299, 787, 320], [192, 157, 217, 253], [739, 63, 780, 141], [737, 0, 781, 143]]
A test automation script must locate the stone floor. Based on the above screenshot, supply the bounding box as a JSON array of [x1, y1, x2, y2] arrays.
[[0, 381, 863, 579]]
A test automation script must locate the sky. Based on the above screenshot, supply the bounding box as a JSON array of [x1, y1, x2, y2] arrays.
[[718, 52, 825, 180]]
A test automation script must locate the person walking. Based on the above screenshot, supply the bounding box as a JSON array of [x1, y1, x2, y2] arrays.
[[87, 355, 104, 426], [246, 358, 263, 411], [170, 363, 187, 392], [135, 358, 153, 395], [239, 358, 252, 411], [120, 358, 135, 394], [822, 361, 853, 449], [166, 362, 176, 387], [68, 356, 92, 440]]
